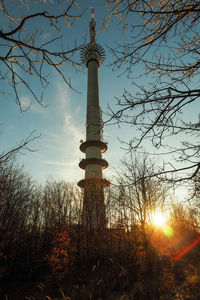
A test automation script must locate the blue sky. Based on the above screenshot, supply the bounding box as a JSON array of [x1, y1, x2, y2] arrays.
[[0, 0, 139, 184], [0, 0, 199, 202]]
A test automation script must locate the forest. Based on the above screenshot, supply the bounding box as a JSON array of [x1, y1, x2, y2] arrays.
[[0, 156, 200, 299]]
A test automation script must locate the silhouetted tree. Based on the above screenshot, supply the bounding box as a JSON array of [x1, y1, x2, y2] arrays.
[[114, 154, 168, 231], [109, 154, 170, 297], [0, 163, 38, 278], [42, 180, 81, 229], [185, 172, 200, 230]]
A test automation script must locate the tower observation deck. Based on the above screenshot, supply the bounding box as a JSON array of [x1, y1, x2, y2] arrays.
[[78, 9, 110, 229]]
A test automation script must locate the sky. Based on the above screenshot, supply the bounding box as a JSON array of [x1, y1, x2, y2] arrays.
[[0, 0, 198, 201], [0, 0, 138, 185]]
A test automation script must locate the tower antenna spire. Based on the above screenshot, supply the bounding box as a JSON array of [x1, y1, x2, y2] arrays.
[[91, 7, 94, 19], [90, 7, 96, 43], [80, 7, 105, 66]]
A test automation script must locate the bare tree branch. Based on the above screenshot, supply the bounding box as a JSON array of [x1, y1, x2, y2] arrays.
[[0, 130, 40, 164], [105, 0, 200, 183], [0, 0, 86, 110]]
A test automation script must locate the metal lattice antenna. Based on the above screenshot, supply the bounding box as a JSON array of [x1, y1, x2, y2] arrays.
[[80, 8, 105, 66]]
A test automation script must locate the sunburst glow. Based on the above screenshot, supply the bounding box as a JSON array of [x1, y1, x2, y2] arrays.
[[152, 212, 166, 227]]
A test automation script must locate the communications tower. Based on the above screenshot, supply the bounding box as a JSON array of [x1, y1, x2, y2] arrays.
[[78, 9, 110, 229]]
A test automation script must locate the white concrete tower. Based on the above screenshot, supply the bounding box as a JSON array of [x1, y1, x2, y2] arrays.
[[78, 9, 110, 229]]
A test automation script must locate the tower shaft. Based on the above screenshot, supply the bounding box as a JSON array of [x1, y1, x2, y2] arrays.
[[85, 58, 102, 177], [86, 59, 101, 142]]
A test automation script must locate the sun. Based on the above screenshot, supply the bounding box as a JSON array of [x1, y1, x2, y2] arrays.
[[152, 212, 166, 227]]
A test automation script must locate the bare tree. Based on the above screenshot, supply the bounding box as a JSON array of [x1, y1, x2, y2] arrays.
[[0, 162, 38, 278], [0, 162, 83, 281], [105, 0, 200, 183], [0, 0, 85, 110], [186, 171, 200, 227], [110, 154, 168, 247], [110, 154, 169, 289], [41, 179, 82, 230]]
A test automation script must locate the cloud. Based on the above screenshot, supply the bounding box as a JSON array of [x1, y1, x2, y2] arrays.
[[44, 160, 71, 166], [20, 96, 31, 111], [38, 81, 85, 181], [20, 95, 46, 114], [56, 81, 84, 146], [31, 103, 47, 114]]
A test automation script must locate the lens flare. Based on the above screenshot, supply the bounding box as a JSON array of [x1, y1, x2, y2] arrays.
[[163, 225, 174, 237], [174, 236, 200, 261], [152, 212, 166, 227]]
